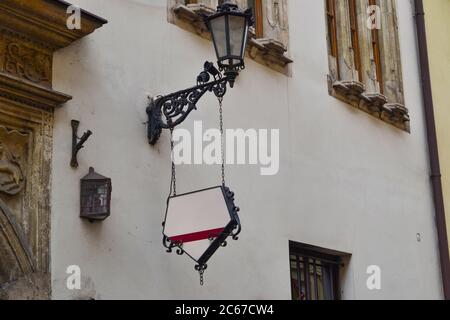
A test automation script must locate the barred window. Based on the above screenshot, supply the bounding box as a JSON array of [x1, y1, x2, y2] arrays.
[[289, 241, 349, 301]]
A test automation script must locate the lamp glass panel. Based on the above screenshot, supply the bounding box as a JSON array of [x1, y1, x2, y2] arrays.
[[81, 181, 109, 215], [210, 15, 227, 59], [229, 15, 246, 57]]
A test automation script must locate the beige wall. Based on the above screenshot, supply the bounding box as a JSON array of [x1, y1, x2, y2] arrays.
[[424, 0, 450, 257]]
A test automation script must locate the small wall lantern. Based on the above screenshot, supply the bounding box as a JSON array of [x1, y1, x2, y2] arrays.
[[80, 167, 112, 222]]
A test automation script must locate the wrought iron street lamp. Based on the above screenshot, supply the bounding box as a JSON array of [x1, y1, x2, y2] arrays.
[[146, 1, 253, 145], [146, 1, 252, 284]]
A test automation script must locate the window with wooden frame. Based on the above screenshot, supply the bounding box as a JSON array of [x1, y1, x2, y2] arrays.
[[326, 0, 338, 59], [368, 0, 383, 93], [168, 0, 292, 75], [184, 0, 263, 38], [247, 0, 264, 38], [324, 0, 409, 132], [348, 0, 362, 82], [289, 241, 348, 301]]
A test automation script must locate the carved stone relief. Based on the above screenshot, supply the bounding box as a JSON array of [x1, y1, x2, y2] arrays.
[[0, 116, 48, 291], [264, 0, 289, 46], [0, 102, 53, 300], [0, 130, 26, 196], [0, 31, 53, 88]]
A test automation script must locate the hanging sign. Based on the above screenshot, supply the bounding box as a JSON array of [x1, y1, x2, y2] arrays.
[[161, 93, 241, 285], [163, 186, 241, 285]]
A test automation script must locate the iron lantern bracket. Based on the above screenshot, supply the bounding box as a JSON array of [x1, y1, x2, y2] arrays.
[[71, 120, 93, 168], [146, 61, 238, 145]]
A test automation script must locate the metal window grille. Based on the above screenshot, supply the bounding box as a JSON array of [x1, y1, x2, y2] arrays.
[[289, 243, 344, 301]]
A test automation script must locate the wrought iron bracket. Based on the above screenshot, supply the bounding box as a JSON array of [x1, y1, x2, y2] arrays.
[[71, 120, 93, 168], [146, 61, 237, 145]]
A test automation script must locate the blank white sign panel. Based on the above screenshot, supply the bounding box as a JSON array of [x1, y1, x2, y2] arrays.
[[164, 187, 231, 261]]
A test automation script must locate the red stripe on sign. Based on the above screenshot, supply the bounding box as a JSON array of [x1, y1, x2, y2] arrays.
[[170, 228, 225, 244]]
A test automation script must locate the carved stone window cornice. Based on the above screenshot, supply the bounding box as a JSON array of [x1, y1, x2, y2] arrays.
[[0, 0, 107, 110], [0, 0, 107, 50]]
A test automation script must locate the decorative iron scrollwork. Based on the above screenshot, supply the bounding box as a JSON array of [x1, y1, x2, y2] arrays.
[[163, 234, 185, 256], [147, 61, 235, 145]]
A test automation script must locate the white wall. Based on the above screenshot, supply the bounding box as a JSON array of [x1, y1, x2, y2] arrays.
[[51, 0, 443, 299]]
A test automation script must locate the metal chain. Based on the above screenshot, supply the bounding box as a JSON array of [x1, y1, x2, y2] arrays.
[[218, 97, 226, 187], [170, 128, 177, 196], [199, 269, 204, 286], [169, 98, 224, 196], [166, 97, 227, 287]]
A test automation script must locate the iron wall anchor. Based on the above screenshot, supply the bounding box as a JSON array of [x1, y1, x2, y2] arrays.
[[71, 120, 93, 168]]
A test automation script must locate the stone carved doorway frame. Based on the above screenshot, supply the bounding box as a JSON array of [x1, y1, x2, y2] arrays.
[[0, 0, 106, 299], [0, 101, 53, 299]]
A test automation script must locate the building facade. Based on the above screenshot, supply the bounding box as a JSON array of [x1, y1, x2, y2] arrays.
[[0, 0, 447, 299]]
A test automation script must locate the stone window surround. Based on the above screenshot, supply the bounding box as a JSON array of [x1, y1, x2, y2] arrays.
[[326, 0, 410, 132], [167, 0, 293, 75]]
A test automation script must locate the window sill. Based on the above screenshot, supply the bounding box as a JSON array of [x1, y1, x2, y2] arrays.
[[170, 4, 293, 75], [329, 78, 410, 132], [247, 38, 293, 75]]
